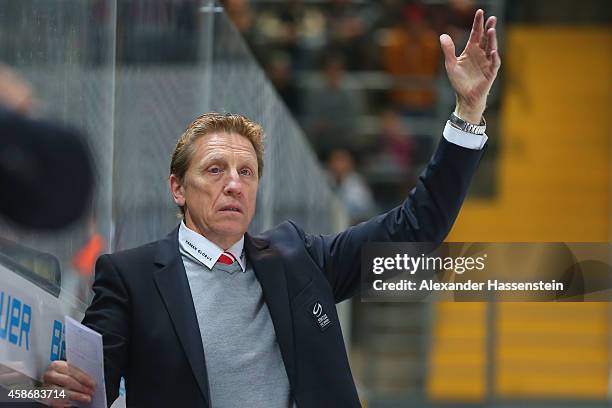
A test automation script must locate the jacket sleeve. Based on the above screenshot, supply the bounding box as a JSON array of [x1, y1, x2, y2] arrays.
[[299, 137, 486, 303], [81, 254, 130, 407]]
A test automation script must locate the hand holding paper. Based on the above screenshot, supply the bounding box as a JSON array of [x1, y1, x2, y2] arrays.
[[42, 317, 106, 407], [64, 316, 107, 408]]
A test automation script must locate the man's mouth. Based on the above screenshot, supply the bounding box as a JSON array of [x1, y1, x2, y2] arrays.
[[220, 206, 242, 213]]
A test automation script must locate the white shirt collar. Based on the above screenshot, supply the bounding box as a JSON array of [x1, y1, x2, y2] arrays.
[[178, 221, 246, 272]]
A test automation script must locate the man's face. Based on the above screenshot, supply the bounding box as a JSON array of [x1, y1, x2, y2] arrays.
[[170, 132, 259, 249]]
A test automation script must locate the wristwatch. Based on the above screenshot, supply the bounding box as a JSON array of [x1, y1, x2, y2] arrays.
[[449, 112, 486, 135]]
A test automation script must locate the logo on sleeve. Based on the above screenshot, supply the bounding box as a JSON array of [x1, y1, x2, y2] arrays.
[[308, 301, 332, 331]]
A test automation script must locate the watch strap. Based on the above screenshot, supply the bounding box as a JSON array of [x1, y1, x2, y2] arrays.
[[449, 112, 486, 135]]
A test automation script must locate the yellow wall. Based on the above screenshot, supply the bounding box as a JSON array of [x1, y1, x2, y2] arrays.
[[428, 27, 612, 401]]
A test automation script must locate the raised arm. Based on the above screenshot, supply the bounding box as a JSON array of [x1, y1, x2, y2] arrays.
[[301, 9, 501, 303]]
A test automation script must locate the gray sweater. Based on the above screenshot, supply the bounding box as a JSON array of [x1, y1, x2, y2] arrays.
[[179, 224, 293, 407]]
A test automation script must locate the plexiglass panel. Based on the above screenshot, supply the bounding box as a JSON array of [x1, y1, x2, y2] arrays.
[[0, 0, 345, 393], [0, 0, 117, 391]]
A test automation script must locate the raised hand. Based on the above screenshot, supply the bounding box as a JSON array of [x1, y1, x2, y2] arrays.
[[439, 9, 501, 123]]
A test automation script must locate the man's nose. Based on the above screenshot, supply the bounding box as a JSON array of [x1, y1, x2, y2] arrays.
[[223, 168, 243, 196]]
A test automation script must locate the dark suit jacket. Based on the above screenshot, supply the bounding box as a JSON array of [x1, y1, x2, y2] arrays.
[[82, 137, 485, 407]]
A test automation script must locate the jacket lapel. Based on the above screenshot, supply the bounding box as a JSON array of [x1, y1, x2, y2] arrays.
[[245, 234, 296, 386], [153, 227, 210, 406]]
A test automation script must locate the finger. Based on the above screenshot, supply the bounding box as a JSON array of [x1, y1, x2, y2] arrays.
[[439, 34, 457, 68], [66, 389, 92, 405], [43, 371, 95, 397], [50, 362, 95, 392], [481, 16, 497, 50], [491, 50, 501, 70], [49, 360, 69, 373], [486, 28, 498, 56], [485, 16, 497, 31], [67, 365, 96, 390], [468, 9, 484, 44]]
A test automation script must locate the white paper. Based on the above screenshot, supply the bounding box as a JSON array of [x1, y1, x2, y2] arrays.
[[65, 316, 108, 408]]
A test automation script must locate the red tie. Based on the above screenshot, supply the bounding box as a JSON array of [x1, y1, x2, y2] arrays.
[[217, 252, 235, 265]]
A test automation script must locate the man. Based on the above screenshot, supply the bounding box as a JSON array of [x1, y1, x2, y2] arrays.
[[44, 9, 500, 408]]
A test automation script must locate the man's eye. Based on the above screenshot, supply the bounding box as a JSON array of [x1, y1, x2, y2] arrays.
[[209, 167, 222, 174], [240, 168, 253, 176]]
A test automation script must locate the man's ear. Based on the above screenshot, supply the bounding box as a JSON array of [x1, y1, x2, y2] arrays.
[[169, 174, 186, 207]]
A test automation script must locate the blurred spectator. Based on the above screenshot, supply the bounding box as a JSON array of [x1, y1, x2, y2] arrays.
[[265, 51, 301, 115], [380, 2, 440, 114], [449, 0, 480, 29], [325, 0, 382, 70], [327, 148, 376, 224], [428, 0, 478, 48], [252, 1, 325, 70], [378, 107, 415, 170], [224, 0, 256, 36], [303, 54, 365, 156], [253, 1, 301, 52]]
